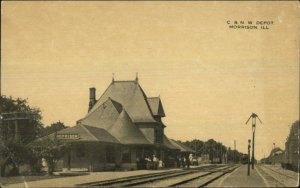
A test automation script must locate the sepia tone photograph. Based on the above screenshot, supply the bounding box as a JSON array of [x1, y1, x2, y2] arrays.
[[0, 0, 299, 187]]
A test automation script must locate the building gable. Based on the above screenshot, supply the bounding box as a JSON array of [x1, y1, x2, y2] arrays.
[[78, 97, 151, 145], [79, 98, 121, 130], [87, 81, 156, 123], [108, 109, 151, 145], [147, 97, 166, 117]]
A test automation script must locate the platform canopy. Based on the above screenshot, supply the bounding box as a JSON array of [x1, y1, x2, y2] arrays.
[[169, 139, 195, 153]]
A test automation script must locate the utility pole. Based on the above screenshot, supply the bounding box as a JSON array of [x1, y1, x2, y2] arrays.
[[273, 143, 275, 165], [194, 141, 198, 158], [234, 140, 236, 150], [234, 140, 236, 163], [248, 139, 251, 176], [227, 147, 229, 164], [246, 113, 262, 169], [0, 45, 1, 97]]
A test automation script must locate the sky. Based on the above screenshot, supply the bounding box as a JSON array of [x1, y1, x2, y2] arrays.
[[1, 1, 299, 159]]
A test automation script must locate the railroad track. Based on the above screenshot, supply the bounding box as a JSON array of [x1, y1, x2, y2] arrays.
[[78, 164, 240, 187], [262, 165, 298, 181], [166, 165, 239, 187], [256, 165, 298, 187], [78, 165, 217, 187]]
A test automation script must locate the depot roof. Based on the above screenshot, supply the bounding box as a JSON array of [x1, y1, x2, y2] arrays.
[[169, 139, 195, 153], [87, 81, 156, 123], [32, 124, 120, 143], [147, 97, 166, 117], [77, 97, 151, 145]]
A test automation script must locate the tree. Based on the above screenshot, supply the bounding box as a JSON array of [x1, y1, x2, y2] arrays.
[[0, 95, 43, 176], [30, 137, 69, 175], [0, 140, 9, 176], [0, 138, 33, 176], [0, 95, 44, 141], [181, 139, 204, 156], [41, 121, 68, 136], [180, 138, 232, 164]]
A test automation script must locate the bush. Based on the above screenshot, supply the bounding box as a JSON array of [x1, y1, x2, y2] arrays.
[[30, 137, 69, 175]]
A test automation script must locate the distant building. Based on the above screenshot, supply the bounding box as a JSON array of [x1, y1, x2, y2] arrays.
[[262, 121, 299, 171], [284, 121, 299, 171], [267, 147, 284, 165], [37, 77, 193, 171]]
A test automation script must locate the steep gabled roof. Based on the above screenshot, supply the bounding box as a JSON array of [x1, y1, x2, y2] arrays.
[[87, 81, 156, 123], [34, 124, 120, 144], [147, 97, 166, 117], [79, 98, 122, 129], [109, 98, 123, 113], [77, 96, 151, 145], [82, 124, 120, 143], [108, 109, 151, 145]]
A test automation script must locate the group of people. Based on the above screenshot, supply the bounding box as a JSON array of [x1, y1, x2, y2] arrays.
[[137, 154, 194, 170], [136, 155, 164, 170], [177, 156, 191, 168], [174, 154, 193, 169]]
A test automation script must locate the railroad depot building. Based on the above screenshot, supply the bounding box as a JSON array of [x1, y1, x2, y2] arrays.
[[38, 77, 193, 172]]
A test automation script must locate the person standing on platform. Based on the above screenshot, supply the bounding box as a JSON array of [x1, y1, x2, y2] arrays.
[[153, 155, 158, 170], [181, 156, 186, 168], [186, 156, 190, 169], [179, 157, 183, 168], [145, 156, 151, 170], [175, 157, 179, 168], [189, 154, 193, 165], [158, 159, 163, 169]]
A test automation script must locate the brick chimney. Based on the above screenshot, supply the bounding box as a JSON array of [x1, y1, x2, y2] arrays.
[[88, 87, 96, 112]]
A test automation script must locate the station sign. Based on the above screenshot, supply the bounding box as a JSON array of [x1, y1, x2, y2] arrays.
[[56, 133, 80, 140]]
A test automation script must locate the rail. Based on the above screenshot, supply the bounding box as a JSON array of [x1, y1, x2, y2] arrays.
[[77, 164, 240, 187]]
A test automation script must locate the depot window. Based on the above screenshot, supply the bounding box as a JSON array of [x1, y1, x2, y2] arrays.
[[122, 148, 131, 163], [76, 144, 85, 157], [106, 146, 115, 163]]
